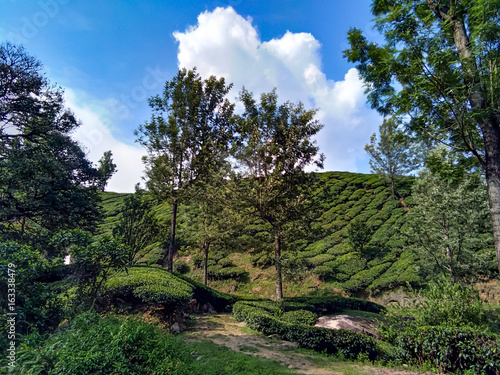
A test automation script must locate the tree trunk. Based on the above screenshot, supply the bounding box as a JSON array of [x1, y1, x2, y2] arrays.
[[203, 240, 210, 286], [445, 242, 455, 283], [427, 3, 500, 274], [274, 233, 284, 307], [484, 125, 500, 274], [163, 198, 178, 272]]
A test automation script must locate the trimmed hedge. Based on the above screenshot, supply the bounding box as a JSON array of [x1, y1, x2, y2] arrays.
[[285, 296, 385, 315], [281, 310, 317, 326], [104, 267, 194, 311], [233, 302, 378, 360], [392, 326, 500, 374]]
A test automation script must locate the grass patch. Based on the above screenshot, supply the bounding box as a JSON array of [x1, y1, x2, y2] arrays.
[[238, 344, 260, 353], [184, 340, 299, 374]]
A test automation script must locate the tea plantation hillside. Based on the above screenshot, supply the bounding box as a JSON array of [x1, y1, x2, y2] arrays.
[[99, 171, 427, 296], [296, 171, 417, 295]]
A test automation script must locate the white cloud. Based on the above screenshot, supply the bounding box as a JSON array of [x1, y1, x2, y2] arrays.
[[64, 89, 146, 193], [173, 6, 382, 172]]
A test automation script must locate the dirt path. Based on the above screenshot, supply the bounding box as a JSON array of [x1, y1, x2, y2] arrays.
[[182, 314, 429, 375]]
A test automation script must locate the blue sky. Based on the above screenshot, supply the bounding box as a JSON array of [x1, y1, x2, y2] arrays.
[[1, 0, 383, 192]]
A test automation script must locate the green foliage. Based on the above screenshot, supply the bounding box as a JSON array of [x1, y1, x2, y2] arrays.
[[13, 312, 190, 375], [97, 191, 130, 237], [281, 310, 318, 326], [173, 261, 190, 274], [207, 265, 249, 282], [97, 150, 117, 192], [347, 219, 374, 254], [0, 240, 64, 351], [112, 186, 160, 263], [105, 267, 193, 311], [174, 273, 246, 311], [230, 88, 324, 300], [232, 301, 379, 360], [385, 326, 500, 374], [408, 279, 486, 329], [14, 312, 297, 375], [52, 232, 133, 299], [0, 43, 102, 244], [285, 296, 385, 315], [345, 0, 500, 274], [365, 118, 422, 196], [136, 68, 235, 271], [407, 158, 494, 282]]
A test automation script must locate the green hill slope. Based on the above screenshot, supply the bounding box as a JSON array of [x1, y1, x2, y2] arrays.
[[99, 171, 422, 296], [297, 171, 418, 294]]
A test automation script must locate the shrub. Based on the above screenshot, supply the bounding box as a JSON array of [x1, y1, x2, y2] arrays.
[[409, 279, 486, 328], [389, 326, 500, 374], [0, 240, 64, 351], [13, 312, 190, 375], [104, 266, 193, 312], [232, 301, 379, 360], [285, 296, 385, 315], [308, 253, 336, 267], [281, 309, 317, 326], [207, 265, 249, 282], [173, 261, 190, 274]]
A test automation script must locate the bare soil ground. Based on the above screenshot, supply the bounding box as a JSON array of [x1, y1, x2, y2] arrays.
[[182, 313, 432, 375]]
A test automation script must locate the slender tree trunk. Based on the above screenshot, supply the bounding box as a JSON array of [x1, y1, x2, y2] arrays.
[[20, 216, 25, 236], [163, 198, 178, 272], [445, 242, 455, 283], [484, 126, 500, 274], [203, 240, 210, 286], [274, 233, 284, 309]]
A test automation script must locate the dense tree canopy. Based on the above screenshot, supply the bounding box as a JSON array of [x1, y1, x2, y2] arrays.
[[365, 118, 422, 196], [136, 68, 234, 271], [0, 43, 101, 244], [407, 149, 493, 283], [231, 89, 324, 301], [97, 150, 117, 192], [345, 0, 500, 272]]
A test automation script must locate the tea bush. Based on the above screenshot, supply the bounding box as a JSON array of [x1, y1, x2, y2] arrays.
[[386, 325, 500, 374], [12, 312, 190, 375], [12, 311, 298, 375], [285, 296, 385, 315], [281, 309, 318, 326], [104, 267, 193, 312], [232, 301, 379, 360]]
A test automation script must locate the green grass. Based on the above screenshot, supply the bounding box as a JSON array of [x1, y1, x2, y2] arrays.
[[14, 312, 301, 375]]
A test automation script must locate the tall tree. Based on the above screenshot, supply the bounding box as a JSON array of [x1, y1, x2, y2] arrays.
[[186, 183, 240, 286], [0, 43, 101, 244], [97, 150, 117, 191], [135, 68, 234, 272], [231, 89, 324, 302], [345, 0, 500, 273], [112, 184, 159, 264], [407, 149, 493, 283], [365, 117, 422, 196]]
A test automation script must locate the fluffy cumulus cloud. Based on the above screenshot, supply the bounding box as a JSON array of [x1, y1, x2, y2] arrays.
[[65, 89, 146, 193], [174, 6, 382, 172]]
